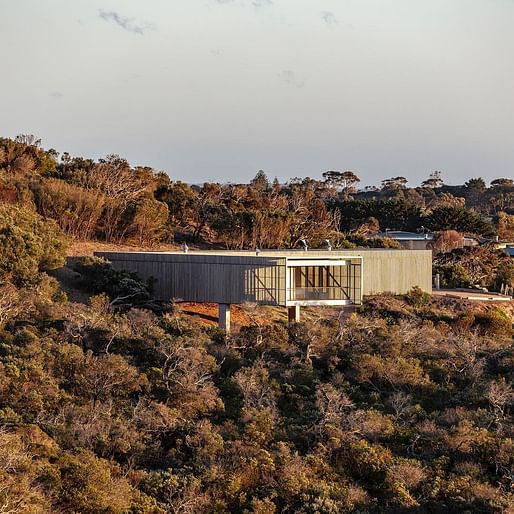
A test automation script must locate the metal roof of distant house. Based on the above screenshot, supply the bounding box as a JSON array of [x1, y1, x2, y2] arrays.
[[505, 246, 514, 257], [372, 231, 433, 241]]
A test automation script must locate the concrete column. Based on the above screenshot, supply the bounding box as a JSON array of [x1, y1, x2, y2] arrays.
[[288, 305, 301, 324], [219, 304, 231, 333]]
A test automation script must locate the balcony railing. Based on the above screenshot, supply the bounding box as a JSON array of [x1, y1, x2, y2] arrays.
[[287, 286, 357, 302]]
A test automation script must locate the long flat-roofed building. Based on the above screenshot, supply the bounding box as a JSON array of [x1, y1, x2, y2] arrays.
[[95, 249, 432, 331]]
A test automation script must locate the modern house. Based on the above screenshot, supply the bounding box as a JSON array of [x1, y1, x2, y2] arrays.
[[95, 249, 432, 332]]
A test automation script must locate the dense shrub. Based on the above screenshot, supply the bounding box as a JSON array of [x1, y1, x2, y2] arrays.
[[0, 203, 68, 284], [1, 270, 514, 512], [472, 309, 513, 337], [406, 286, 430, 308], [433, 262, 472, 288], [434, 246, 514, 291], [72, 256, 153, 307], [425, 205, 494, 236], [2, 135, 514, 512], [33, 178, 105, 240]]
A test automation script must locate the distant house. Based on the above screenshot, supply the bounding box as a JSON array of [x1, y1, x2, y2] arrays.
[[371, 231, 433, 250], [371, 231, 479, 250]]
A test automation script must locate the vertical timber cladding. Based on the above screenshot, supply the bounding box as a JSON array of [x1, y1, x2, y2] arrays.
[[343, 249, 433, 295], [95, 252, 288, 305], [94, 249, 432, 303]]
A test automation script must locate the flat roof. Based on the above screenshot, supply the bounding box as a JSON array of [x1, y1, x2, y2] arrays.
[[96, 248, 431, 259], [373, 231, 433, 240]]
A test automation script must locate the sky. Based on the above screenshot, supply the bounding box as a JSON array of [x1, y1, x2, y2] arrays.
[[1, 0, 513, 186]]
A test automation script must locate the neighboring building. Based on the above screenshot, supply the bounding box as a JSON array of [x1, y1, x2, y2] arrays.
[[371, 231, 479, 250], [504, 245, 514, 257], [96, 249, 432, 332], [372, 231, 433, 250]]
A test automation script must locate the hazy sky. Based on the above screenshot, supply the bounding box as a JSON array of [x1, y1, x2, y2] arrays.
[[1, 0, 513, 186]]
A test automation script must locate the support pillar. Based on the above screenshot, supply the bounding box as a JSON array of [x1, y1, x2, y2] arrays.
[[219, 304, 231, 334], [288, 305, 301, 324]]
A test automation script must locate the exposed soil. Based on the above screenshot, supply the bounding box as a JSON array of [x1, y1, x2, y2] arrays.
[[67, 240, 181, 257], [176, 302, 351, 329], [67, 240, 223, 257], [176, 302, 288, 328]]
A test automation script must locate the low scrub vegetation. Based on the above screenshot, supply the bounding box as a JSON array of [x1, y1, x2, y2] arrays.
[[1, 243, 514, 512], [1, 135, 514, 512]]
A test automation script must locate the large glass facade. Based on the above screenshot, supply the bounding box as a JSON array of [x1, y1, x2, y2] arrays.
[[287, 263, 361, 304]]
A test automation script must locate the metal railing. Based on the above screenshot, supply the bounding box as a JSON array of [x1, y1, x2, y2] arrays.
[[287, 286, 358, 302]]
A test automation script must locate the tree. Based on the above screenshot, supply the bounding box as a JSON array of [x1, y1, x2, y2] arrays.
[[0, 429, 51, 513], [129, 198, 169, 246], [233, 360, 277, 412], [463, 177, 487, 206], [497, 212, 514, 240], [155, 180, 198, 233], [315, 383, 354, 436], [491, 178, 514, 189], [322, 170, 360, 199], [33, 178, 105, 240], [486, 379, 514, 425], [251, 170, 270, 191], [75, 352, 142, 407], [465, 177, 486, 191], [421, 171, 444, 189], [57, 450, 135, 514], [381, 176, 408, 191], [432, 230, 464, 253], [433, 245, 513, 290], [157, 336, 221, 416], [0, 282, 31, 329], [489, 180, 514, 213], [425, 206, 494, 236], [426, 192, 465, 211], [334, 199, 423, 232]]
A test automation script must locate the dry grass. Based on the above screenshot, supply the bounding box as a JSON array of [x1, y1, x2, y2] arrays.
[[67, 240, 181, 257]]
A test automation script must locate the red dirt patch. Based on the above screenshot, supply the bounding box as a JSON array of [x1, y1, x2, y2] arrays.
[[177, 302, 284, 328], [176, 302, 349, 329]]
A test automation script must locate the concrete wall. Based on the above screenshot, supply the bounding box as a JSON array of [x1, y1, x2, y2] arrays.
[[95, 249, 432, 304]]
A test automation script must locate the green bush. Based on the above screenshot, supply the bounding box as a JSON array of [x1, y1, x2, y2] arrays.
[[495, 260, 514, 289], [406, 286, 430, 308], [433, 263, 471, 289], [473, 309, 513, 337], [72, 256, 152, 306], [0, 203, 68, 285]]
